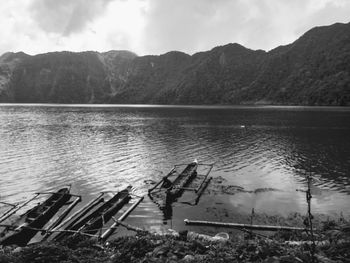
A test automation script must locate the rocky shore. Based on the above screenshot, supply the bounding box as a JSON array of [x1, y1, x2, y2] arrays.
[[0, 213, 349, 263]]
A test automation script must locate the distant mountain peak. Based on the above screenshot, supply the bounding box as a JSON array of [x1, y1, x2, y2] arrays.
[[0, 51, 30, 63], [102, 50, 138, 60], [0, 22, 349, 106]]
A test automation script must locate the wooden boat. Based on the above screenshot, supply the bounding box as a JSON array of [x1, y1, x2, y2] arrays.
[[54, 186, 131, 241], [43, 193, 105, 241], [165, 161, 198, 204], [0, 188, 71, 246]]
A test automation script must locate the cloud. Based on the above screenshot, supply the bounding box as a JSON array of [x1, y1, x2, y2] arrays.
[[29, 0, 113, 36], [0, 0, 147, 55], [0, 0, 349, 56], [140, 0, 350, 54]]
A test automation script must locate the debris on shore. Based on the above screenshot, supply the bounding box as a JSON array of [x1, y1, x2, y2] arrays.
[[1, 214, 349, 263]]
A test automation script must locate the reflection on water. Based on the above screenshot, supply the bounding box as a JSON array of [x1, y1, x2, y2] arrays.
[[0, 105, 349, 228]]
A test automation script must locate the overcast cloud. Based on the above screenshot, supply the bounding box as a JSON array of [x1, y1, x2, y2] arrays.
[[0, 0, 349, 56]]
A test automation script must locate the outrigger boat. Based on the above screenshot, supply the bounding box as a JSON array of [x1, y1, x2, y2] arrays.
[[148, 160, 213, 217], [53, 186, 131, 241], [0, 188, 72, 246], [165, 161, 198, 204]]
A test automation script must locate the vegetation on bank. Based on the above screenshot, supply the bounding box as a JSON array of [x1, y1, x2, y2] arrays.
[[0, 214, 349, 263]]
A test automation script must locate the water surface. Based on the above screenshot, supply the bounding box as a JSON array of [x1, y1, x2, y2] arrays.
[[0, 104, 349, 233]]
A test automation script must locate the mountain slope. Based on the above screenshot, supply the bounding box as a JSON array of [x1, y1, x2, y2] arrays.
[[0, 22, 349, 105], [244, 22, 350, 105], [0, 52, 30, 102]]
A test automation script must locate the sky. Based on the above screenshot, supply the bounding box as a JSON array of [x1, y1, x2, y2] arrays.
[[0, 0, 349, 56]]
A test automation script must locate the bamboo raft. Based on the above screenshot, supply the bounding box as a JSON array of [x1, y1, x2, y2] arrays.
[[0, 188, 72, 246]]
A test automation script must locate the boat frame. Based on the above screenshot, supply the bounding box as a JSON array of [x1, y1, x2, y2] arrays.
[[53, 186, 132, 241], [0, 188, 72, 246], [148, 161, 214, 208]]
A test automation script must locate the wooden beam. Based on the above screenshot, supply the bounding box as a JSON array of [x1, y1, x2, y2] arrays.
[[184, 219, 306, 231]]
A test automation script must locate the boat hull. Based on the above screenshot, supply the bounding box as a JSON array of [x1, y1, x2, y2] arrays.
[[0, 188, 71, 246], [54, 187, 131, 241], [165, 162, 198, 204]]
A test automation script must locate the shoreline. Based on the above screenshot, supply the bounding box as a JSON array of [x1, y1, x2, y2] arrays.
[[1, 212, 349, 262], [0, 103, 350, 109]]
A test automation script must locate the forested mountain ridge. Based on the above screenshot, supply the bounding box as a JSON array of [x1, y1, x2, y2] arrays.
[[0, 22, 349, 105]]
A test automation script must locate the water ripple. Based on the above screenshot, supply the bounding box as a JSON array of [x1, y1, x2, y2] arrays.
[[0, 105, 349, 217]]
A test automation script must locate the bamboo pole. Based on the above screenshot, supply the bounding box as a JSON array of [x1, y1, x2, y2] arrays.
[[0, 224, 98, 238], [0, 193, 40, 223], [148, 167, 176, 194], [184, 219, 306, 231], [100, 196, 144, 242], [195, 164, 213, 192], [49, 193, 104, 236], [195, 177, 212, 205], [0, 201, 16, 207], [0, 204, 18, 220], [43, 196, 82, 236], [35, 192, 80, 198], [198, 163, 216, 166], [178, 187, 197, 191], [112, 220, 145, 232]]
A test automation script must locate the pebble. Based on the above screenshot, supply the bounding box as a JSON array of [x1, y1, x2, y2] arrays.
[[183, 254, 195, 261], [12, 247, 23, 253]]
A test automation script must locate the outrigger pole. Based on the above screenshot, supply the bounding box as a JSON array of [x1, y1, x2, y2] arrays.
[[195, 163, 214, 192], [45, 193, 105, 240], [0, 193, 40, 223], [43, 195, 82, 234], [100, 195, 144, 242], [148, 167, 176, 194], [0, 202, 18, 220]]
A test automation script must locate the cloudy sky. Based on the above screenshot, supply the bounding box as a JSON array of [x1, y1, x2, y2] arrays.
[[1, 0, 349, 56]]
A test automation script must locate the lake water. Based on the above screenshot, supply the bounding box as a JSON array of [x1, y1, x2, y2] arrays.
[[0, 104, 349, 234]]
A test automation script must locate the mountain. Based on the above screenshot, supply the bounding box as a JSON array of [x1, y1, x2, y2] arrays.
[[244, 22, 350, 105], [0, 52, 30, 102], [0, 22, 349, 105]]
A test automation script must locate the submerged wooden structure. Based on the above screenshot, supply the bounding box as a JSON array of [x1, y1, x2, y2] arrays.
[[0, 188, 72, 246], [148, 161, 213, 216], [165, 161, 198, 204]]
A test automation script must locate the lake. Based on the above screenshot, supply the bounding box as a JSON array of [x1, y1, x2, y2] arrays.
[[0, 104, 349, 234]]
